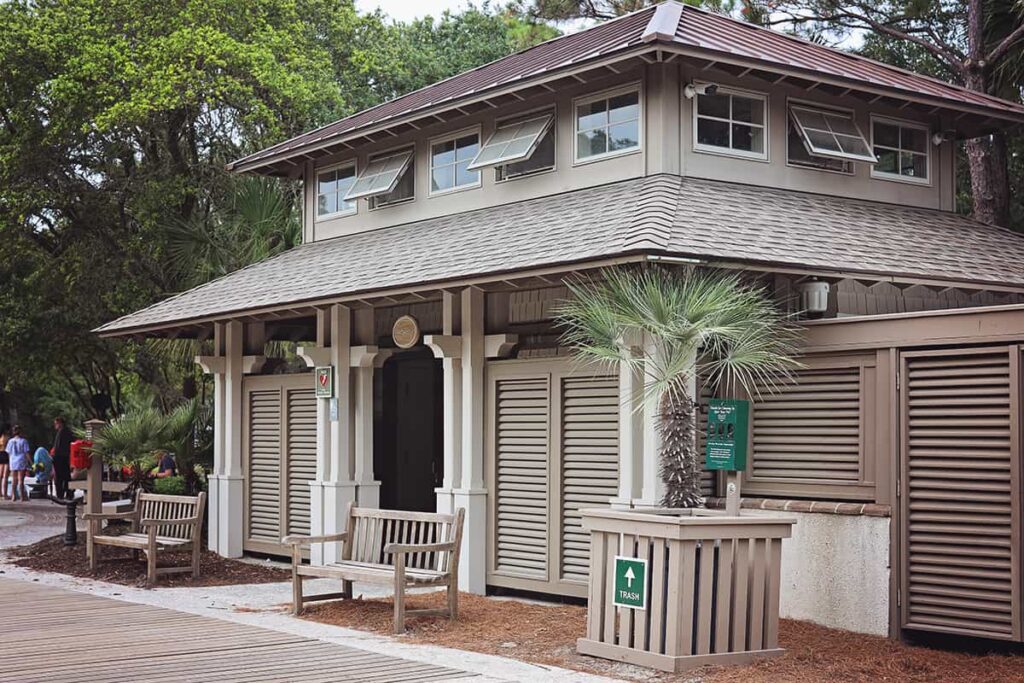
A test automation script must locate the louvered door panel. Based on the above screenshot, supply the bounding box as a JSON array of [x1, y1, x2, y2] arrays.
[[494, 376, 550, 578], [560, 375, 618, 583], [902, 349, 1020, 640], [751, 368, 861, 482], [247, 388, 282, 544], [285, 387, 317, 537]]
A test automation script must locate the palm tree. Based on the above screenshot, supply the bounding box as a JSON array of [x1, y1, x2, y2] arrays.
[[556, 266, 802, 507]]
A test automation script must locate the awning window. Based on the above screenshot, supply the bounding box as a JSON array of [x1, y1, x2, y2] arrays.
[[467, 114, 554, 170], [344, 149, 414, 201], [790, 106, 877, 163]]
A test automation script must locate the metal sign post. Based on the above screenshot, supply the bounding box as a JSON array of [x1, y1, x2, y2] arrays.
[[705, 399, 750, 516]]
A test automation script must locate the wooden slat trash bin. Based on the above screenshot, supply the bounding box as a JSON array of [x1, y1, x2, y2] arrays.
[[576, 507, 795, 673]]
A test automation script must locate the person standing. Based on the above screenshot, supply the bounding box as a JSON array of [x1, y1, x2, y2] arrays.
[[7, 426, 30, 502], [52, 417, 73, 500], [0, 424, 10, 500]]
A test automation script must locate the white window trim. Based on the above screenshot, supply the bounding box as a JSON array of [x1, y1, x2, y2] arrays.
[[691, 84, 770, 162], [784, 98, 855, 176], [314, 160, 359, 222], [572, 82, 644, 166], [870, 114, 932, 187], [494, 105, 558, 183], [428, 126, 483, 198], [365, 143, 416, 211]]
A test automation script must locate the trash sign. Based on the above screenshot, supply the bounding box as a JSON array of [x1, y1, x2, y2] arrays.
[[613, 556, 648, 610], [705, 398, 750, 471]]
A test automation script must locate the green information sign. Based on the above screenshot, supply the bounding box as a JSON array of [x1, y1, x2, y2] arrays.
[[315, 366, 334, 398], [612, 556, 648, 610], [705, 399, 750, 471]]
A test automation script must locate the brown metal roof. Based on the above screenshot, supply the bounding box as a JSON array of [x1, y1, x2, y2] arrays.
[[674, 7, 1024, 116], [96, 174, 1024, 336], [229, 1, 1024, 175]]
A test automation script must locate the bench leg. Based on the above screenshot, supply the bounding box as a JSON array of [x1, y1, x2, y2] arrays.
[[393, 556, 406, 634], [191, 541, 201, 579], [448, 579, 458, 621], [293, 575, 303, 615], [342, 580, 352, 599], [87, 524, 97, 572]]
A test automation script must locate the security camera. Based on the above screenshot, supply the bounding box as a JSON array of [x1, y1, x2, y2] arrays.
[[684, 82, 719, 99], [931, 130, 956, 146]]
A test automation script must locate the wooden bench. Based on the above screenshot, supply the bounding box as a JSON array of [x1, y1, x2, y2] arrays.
[[285, 505, 464, 633], [84, 492, 206, 585]]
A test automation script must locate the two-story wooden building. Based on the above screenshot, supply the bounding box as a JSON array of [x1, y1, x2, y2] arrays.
[[99, 2, 1024, 642]]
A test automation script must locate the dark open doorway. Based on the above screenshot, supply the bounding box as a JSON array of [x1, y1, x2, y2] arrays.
[[374, 348, 444, 512]]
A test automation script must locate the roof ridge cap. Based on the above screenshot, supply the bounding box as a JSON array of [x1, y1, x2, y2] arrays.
[[642, 1, 684, 43]]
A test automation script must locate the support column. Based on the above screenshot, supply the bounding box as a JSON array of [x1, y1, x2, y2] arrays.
[[297, 309, 331, 566], [613, 338, 643, 509], [350, 345, 393, 508], [456, 286, 487, 594], [195, 323, 226, 553], [324, 304, 356, 562], [425, 291, 462, 517]]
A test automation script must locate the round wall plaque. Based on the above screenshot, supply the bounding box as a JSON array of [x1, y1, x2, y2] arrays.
[[392, 315, 421, 349]]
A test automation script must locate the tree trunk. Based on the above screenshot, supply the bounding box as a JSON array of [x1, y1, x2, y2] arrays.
[[658, 389, 703, 508], [966, 132, 1011, 227]]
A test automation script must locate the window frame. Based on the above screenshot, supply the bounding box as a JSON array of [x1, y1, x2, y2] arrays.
[[784, 98, 856, 176], [360, 144, 416, 211], [691, 84, 770, 162], [314, 160, 359, 222], [789, 104, 876, 164], [869, 115, 932, 186], [493, 105, 557, 183], [428, 126, 483, 198], [572, 82, 644, 166]]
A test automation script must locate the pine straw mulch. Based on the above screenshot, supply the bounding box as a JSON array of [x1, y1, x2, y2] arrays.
[[302, 591, 1024, 682], [4, 529, 290, 588]]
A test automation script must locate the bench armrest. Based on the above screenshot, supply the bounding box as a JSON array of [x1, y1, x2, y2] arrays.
[[384, 541, 456, 555], [282, 532, 348, 546], [83, 511, 136, 521]]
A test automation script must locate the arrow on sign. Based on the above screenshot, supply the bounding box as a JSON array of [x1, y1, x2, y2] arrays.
[[624, 566, 635, 588]]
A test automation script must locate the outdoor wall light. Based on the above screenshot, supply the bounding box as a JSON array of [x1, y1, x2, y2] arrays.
[[798, 279, 830, 314], [684, 82, 719, 99]]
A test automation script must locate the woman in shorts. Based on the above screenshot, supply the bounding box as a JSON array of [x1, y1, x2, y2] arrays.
[[6, 425, 31, 502]]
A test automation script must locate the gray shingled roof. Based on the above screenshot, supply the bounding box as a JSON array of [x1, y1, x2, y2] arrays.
[[96, 175, 1024, 335]]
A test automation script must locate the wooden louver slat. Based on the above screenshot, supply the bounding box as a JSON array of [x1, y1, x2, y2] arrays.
[[751, 368, 861, 482], [903, 350, 1018, 640], [248, 389, 282, 542], [560, 375, 619, 583], [494, 376, 550, 578], [286, 387, 317, 536]]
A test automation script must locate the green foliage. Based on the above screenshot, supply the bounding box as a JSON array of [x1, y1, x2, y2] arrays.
[[556, 266, 803, 506], [0, 1, 555, 432], [153, 475, 187, 496]]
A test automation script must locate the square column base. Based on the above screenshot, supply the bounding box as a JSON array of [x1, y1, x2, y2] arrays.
[[452, 488, 487, 595], [322, 480, 357, 563], [435, 487, 455, 515], [207, 474, 243, 558], [308, 480, 325, 565], [357, 480, 381, 508]]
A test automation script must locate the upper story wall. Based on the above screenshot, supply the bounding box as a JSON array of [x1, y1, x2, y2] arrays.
[[303, 60, 957, 243]]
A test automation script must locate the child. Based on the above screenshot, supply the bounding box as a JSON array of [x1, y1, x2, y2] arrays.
[[6, 426, 30, 502], [33, 447, 53, 496]]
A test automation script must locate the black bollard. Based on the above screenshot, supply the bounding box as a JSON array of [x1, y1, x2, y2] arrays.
[[49, 494, 83, 546]]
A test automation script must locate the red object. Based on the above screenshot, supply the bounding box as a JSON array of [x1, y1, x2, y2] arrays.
[[70, 439, 93, 469]]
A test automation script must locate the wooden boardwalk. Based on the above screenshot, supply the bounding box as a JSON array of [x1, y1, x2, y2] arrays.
[[0, 578, 474, 682]]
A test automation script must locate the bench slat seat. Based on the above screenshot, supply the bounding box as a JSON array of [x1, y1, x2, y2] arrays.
[[287, 504, 465, 633], [85, 491, 206, 585]]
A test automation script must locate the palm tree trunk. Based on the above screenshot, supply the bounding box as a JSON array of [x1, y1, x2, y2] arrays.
[[658, 389, 703, 508]]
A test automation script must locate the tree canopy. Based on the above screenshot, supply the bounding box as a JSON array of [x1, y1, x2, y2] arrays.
[[0, 0, 556, 442]]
